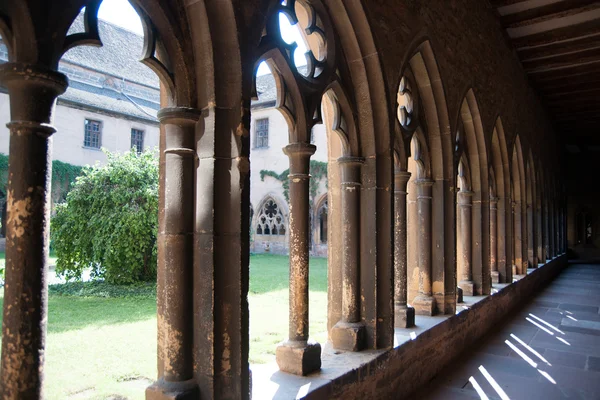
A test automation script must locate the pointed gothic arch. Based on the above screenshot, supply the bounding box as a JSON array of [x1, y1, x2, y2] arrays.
[[511, 135, 527, 275]]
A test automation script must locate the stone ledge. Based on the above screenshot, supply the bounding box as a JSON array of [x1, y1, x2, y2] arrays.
[[250, 255, 568, 400]]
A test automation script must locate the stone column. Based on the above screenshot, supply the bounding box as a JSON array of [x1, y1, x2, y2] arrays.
[[458, 190, 474, 296], [276, 143, 321, 375], [490, 196, 499, 284], [513, 201, 524, 275], [147, 108, 201, 399], [393, 169, 415, 328], [544, 200, 551, 261], [0, 63, 67, 399], [412, 179, 436, 315], [332, 157, 366, 351]]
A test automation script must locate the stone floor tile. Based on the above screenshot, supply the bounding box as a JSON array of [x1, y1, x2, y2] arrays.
[[544, 349, 588, 369], [588, 356, 600, 372]]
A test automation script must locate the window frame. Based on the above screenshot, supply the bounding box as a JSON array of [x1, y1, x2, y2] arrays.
[[131, 128, 145, 153], [254, 118, 269, 149], [83, 118, 103, 150]]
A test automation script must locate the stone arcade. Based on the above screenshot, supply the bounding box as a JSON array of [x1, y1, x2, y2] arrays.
[[1, 0, 594, 399]]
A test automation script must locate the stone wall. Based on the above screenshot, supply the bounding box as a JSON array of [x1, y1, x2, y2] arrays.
[[300, 256, 568, 400]]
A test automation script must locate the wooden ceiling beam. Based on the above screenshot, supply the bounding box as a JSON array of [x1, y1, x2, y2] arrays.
[[523, 46, 600, 72], [518, 34, 600, 61], [526, 60, 600, 80], [502, 0, 600, 29], [490, 0, 529, 7], [512, 18, 600, 48], [533, 74, 600, 90]]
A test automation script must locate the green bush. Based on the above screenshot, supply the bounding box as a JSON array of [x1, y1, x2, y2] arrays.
[[51, 149, 158, 284]]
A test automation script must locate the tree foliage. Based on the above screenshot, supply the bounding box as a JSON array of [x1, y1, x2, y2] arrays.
[[260, 160, 328, 203], [51, 149, 158, 284]]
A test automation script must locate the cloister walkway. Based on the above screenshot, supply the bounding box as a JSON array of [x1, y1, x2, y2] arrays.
[[418, 262, 600, 400]]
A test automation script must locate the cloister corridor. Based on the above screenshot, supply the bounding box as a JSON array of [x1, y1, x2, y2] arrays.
[[418, 263, 600, 400]]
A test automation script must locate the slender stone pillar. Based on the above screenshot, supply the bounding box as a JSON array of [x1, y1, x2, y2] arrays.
[[276, 143, 321, 375], [332, 157, 366, 351], [544, 200, 551, 262], [490, 196, 499, 284], [457, 190, 474, 296], [412, 179, 436, 315], [0, 63, 67, 399], [513, 201, 524, 275], [393, 169, 415, 328], [147, 107, 201, 399]]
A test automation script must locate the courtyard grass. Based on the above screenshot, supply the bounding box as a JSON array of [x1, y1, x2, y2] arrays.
[[0, 254, 328, 399]]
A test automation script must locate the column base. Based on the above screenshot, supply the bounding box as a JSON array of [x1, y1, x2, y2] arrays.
[[512, 265, 517, 276], [276, 340, 321, 376], [413, 294, 436, 316], [331, 321, 366, 351], [491, 271, 500, 284], [456, 287, 463, 303], [146, 379, 199, 400], [394, 305, 415, 328], [458, 280, 474, 296]]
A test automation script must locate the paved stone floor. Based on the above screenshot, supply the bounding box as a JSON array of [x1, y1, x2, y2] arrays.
[[417, 263, 600, 400]]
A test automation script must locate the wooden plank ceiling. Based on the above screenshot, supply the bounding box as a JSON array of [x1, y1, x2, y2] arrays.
[[492, 0, 600, 153]]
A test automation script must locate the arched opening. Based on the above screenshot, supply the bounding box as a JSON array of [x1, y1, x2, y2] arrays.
[[511, 135, 526, 276], [490, 118, 511, 283], [455, 91, 490, 295], [396, 43, 453, 316], [526, 152, 538, 268]]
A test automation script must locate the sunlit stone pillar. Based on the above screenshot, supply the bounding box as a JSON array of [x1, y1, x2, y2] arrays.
[[147, 107, 201, 399], [0, 63, 67, 399], [458, 190, 474, 296], [393, 169, 415, 328], [490, 196, 499, 284], [332, 157, 366, 351], [513, 200, 524, 275], [276, 143, 321, 375], [413, 179, 436, 315]]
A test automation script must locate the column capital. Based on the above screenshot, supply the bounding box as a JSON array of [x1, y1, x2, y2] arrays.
[[415, 178, 434, 187], [457, 190, 474, 206], [394, 169, 411, 193], [157, 107, 202, 125], [284, 142, 316, 176], [283, 142, 317, 158], [338, 156, 364, 186], [490, 196, 500, 204], [0, 62, 68, 95]]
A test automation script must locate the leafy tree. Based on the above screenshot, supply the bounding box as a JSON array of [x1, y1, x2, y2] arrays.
[[51, 149, 158, 284]]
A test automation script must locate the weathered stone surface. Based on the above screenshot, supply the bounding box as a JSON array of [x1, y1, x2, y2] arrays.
[[458, 280, 474, 297], [456, 287, 464, 304], [413, 295, 436, 316], [332, 321, 366, 352], [146, 379, 199, 400], [491, 270, 500, 284], [276, 341, 321, 376], [395, 305, 416, 329]]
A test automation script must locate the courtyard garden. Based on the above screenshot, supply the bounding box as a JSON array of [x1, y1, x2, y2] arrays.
[[0, 253, 327, 400]]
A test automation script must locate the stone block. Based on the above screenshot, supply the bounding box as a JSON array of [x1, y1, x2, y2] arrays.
[[332, 321, 366, 351], [395, 305, 416, 328], [146, 379, 199, 400], [276, 341, 321, 376], [458, 280, 474, 296], [491, 270, 500, 284], [413, 295, 436, 316], [456, 287, 463, 303]]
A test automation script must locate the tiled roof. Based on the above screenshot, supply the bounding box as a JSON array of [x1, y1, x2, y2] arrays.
[[64, 16, 159, 88]]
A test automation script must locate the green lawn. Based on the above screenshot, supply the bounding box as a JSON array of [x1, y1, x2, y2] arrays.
[[0, 254, 328, 399]]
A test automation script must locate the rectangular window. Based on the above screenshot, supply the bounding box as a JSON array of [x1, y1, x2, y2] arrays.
[[255, 118, 269, 149], [131, 128, 144, 153], [84, 119, 102, 149]]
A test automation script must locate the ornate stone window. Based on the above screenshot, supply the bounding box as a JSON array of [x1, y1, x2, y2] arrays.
[[84, 119, 102, 149], [318, 200, 327, 244], [131, 128, 144, 153], [256, 198, 286, 236]]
